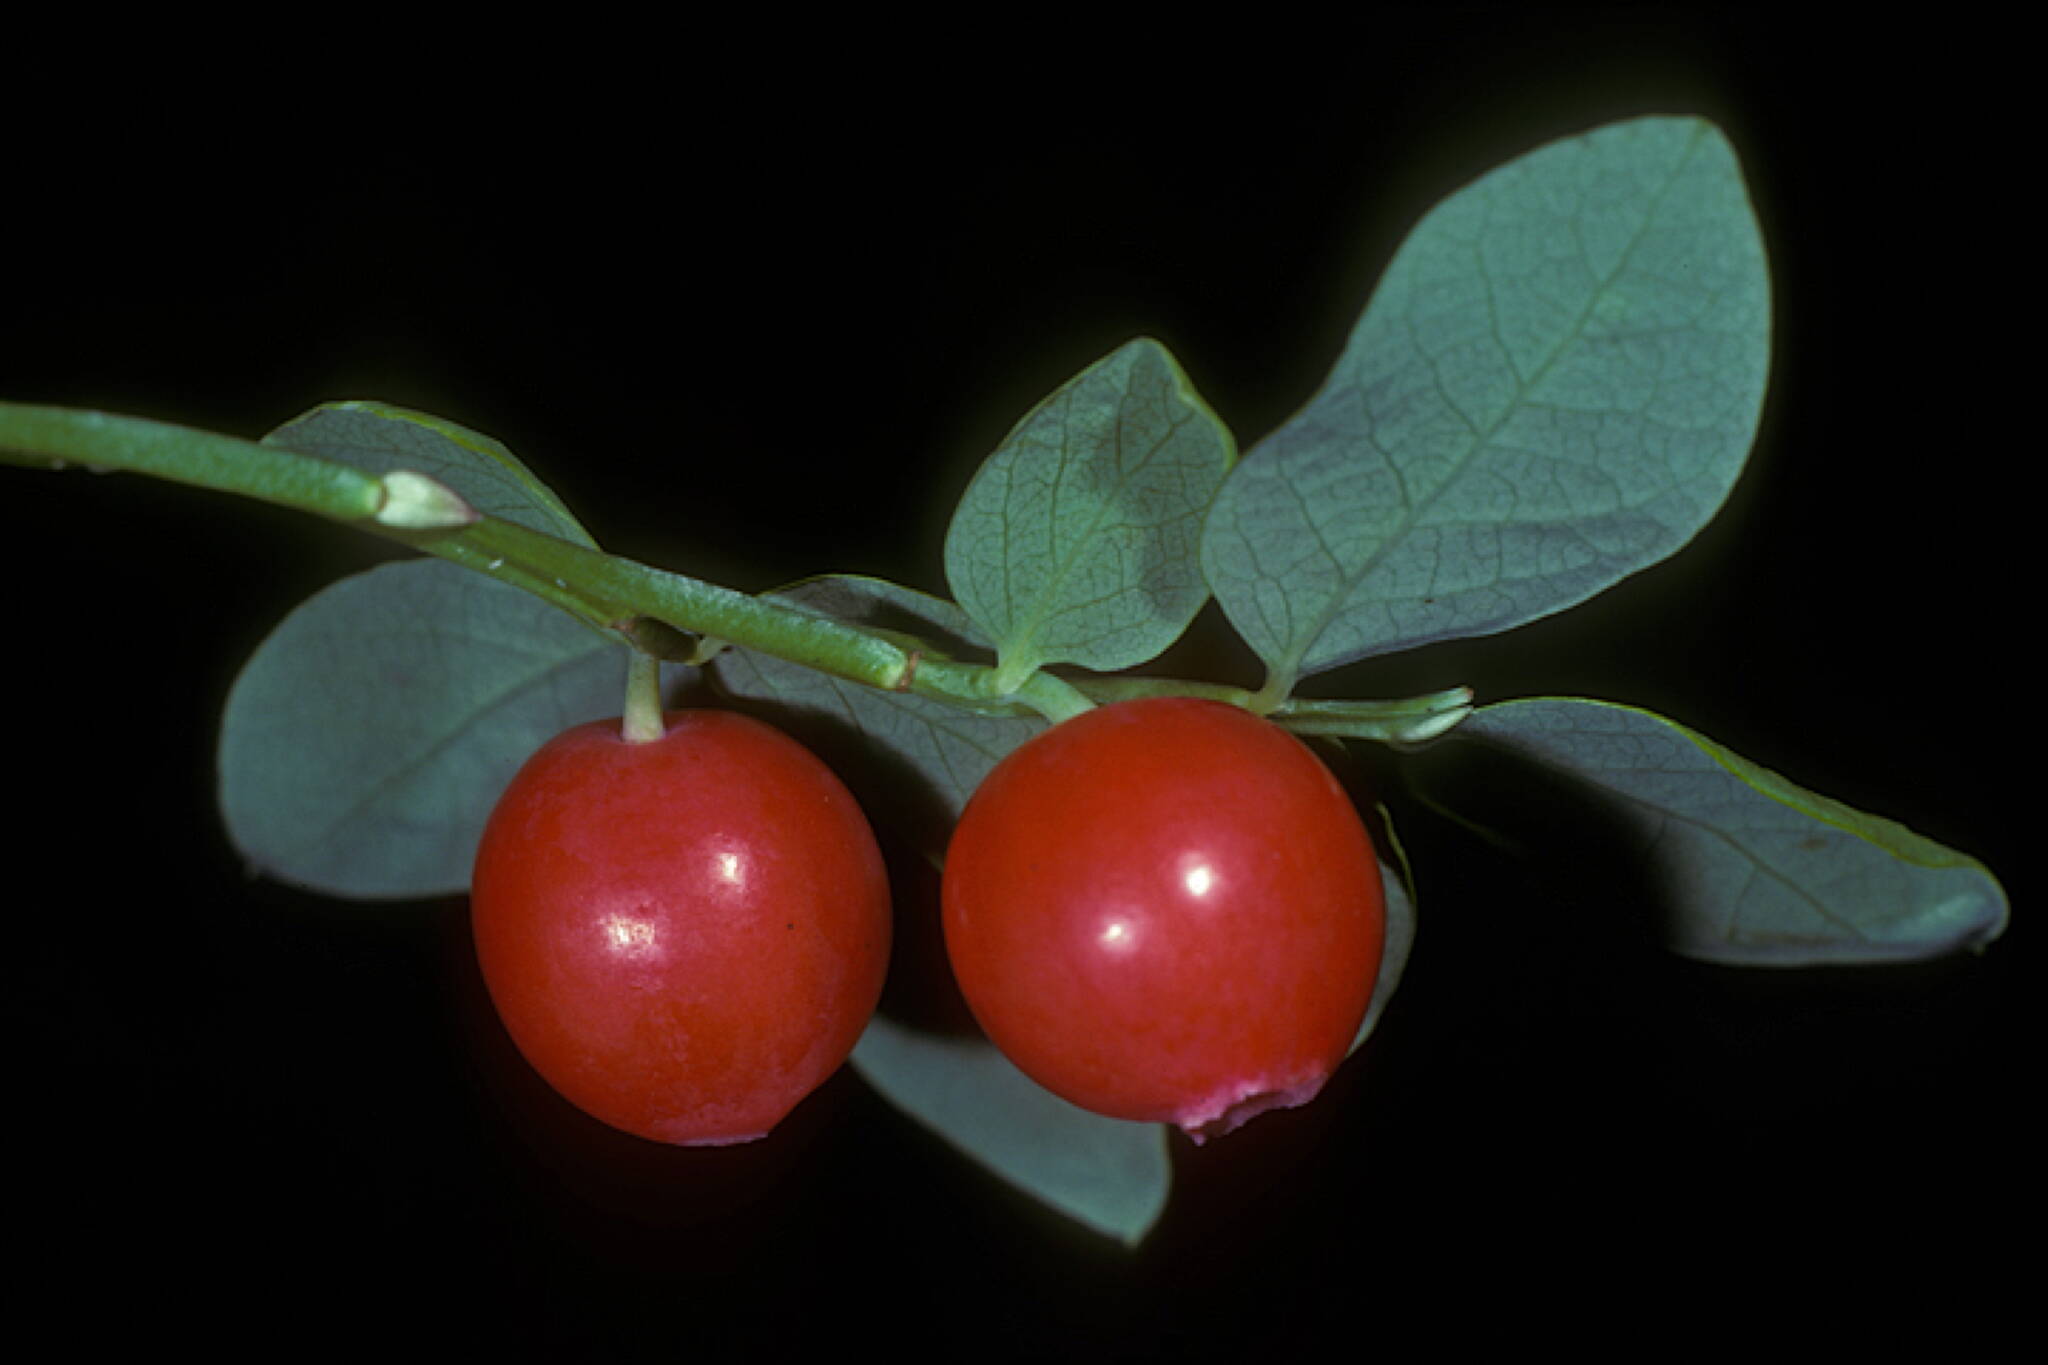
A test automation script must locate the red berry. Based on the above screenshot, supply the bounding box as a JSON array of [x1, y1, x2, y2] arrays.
[[941, 697, 1383, 1141], [471, 710, 890, 1146]]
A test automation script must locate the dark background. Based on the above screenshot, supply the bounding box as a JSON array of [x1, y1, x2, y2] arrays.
[[6, 10, 2026, 1354]]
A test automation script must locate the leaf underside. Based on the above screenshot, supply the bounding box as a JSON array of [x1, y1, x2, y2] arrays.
[[850, 1018, 1173, 1247], [217, 559, 639, 899], [1425, 698, 2007, 966]]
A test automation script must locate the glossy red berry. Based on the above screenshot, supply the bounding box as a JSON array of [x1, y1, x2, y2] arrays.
[[471, 710, 890, 1146], [941, 697, 1384, 1141]]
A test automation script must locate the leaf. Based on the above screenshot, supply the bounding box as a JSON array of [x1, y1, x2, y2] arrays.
[[1423, 698, 2008, 966], [265, 400, 596, 545], [1203, 116, 1770, 684], [709, 575, 1044, 855], [218, 559, 645, 899], [850, 1015, 1171, 1247], [1352, 818, 1419, 1055], [944, 337, 1236, 684]]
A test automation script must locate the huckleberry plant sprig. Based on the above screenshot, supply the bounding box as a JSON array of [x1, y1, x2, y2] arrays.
[[0, 400, 1468, 740], [2, 116, 2007, 1248]]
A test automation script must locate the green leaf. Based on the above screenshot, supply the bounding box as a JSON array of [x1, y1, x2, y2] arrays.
[[850, 1016, 1171, 1247], [708, 575, 1044, 855], [1423, 698, 2008, 966], [944, 337, 1236, 685], [264, 400, 597, 546], [218, 559, 643, 899], [1203, 116, 1770, 685]]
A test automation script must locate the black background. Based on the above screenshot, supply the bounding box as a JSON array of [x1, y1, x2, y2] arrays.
[[6, 10, 2027, 1354]]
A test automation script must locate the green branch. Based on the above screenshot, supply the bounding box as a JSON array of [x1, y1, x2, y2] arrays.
[[1, 400, 917, 687], [0, 400, 1076, 719], [1076, 674, 1471, 744], [1, 402, 386, 521], [1, 399, 1470, 740]]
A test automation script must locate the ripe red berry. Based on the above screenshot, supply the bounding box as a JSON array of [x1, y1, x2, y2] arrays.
[[471, 710, 890, 1146], [941, 697, 1384, 1141]]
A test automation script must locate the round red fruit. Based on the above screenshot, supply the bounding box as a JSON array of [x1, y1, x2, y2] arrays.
[[941, 697, 1383, 1142], [471, 710, 890, 1146]]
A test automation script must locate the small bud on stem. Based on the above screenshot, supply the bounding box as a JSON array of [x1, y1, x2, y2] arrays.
[[374, 470, 479, 530]]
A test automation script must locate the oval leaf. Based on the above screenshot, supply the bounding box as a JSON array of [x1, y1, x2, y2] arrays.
[[851, 1015, 1171, 1247], [944, 337, 1235, 682], [1203, 116, 1770, 684], [219, 559, 643, 898], [1427, 698, 2008, 966], [264, 400, 596, 545]]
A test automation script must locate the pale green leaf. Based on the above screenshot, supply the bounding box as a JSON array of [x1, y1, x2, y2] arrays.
[[1203, 116, 1770, 683], [1427, 698, 2008, 965], [265, 400, 596, 545], [851, 1015, 1171, 1247], [945, 337, 1235, 681], [218, 559, 645, 898]]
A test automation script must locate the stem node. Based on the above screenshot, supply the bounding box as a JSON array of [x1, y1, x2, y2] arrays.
[[894, 651, 922, 692]]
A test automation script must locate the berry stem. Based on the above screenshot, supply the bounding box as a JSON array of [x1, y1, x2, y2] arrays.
[[621, 651, 665, 743]]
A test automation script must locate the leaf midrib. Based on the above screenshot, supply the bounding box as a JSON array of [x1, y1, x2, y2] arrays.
[[1279, 120, 1712, 676]]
